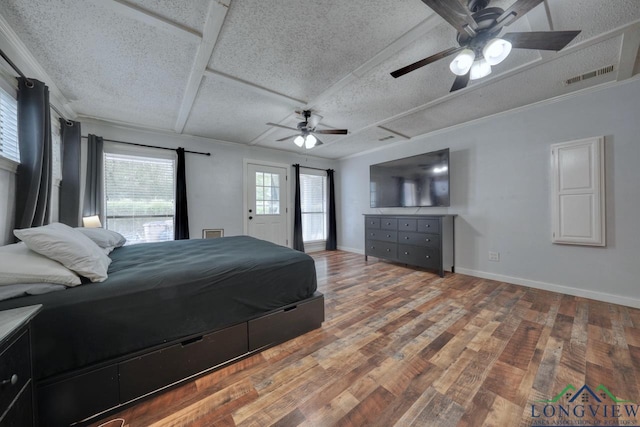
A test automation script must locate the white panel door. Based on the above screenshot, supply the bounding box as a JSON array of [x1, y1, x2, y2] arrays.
[[551, 136, 605, 246], [246, 163, 288, 246]]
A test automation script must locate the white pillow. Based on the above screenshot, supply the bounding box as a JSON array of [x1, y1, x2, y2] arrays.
[[0, 243, 82, 287], [14, 223, 111, 282], [76, 228, 126, 254]]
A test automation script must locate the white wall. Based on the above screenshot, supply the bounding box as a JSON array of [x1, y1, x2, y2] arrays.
[[82, 121, 337, 242], [0, 162, 16, 244], [338, 77, 640, 308]]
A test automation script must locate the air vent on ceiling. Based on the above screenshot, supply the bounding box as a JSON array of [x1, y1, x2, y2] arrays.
[[378, 135, 395, 141], [565, 65, 615, 85]]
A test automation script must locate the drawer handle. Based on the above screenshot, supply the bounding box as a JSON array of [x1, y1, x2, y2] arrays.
[[426, 238, 430, 242], [405, 223, 409, 226], [371, 246, 375, 249], [386, 248, 391, 252], [181, 336, 203, 347], [370, 221, 375, 224], [404, 251, 409, 255], [426, 255, 430, 259], [1, 374, 18, 387], [425, 224, 431, 228], [386, 222, 391, 225], [404, 236, 409, 240], [386, 234, 391, 238], [370, 233, 375, 236]]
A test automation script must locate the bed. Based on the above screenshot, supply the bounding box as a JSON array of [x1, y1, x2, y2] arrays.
[[0, 234, 323, 426]]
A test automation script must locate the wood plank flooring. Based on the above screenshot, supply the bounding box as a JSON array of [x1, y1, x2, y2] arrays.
[[91, 251, 640, 427]]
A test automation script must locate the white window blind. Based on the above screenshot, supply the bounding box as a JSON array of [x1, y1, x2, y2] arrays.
[[0, 87, 19, 162], [104, 152, 175, 244], [300, 173, 327, 242]]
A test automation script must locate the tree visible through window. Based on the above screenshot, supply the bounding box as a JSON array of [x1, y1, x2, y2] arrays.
[[104, 152, 175, 244], [300, 173, 327, 242]]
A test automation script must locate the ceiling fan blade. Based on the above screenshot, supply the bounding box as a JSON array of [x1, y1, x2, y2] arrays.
[[266, 122, 298, 131], [493, 0, 544, 31], [450, 73, 470, 92], [276, 134, 299, 142], [502, 31, 581, 51], [314, 129, 348, 135], [391, 46, 462, 78], [421, 0, 478, 36]]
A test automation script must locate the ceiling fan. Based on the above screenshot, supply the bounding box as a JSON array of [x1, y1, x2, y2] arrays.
[[390, 0, 581, 92], [266, 110, 348, 149]]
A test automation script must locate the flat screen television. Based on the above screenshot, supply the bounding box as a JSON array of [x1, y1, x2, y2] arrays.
[[370, 148, 450, 207]]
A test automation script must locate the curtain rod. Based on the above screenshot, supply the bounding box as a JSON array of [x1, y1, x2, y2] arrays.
[[1, 47, 75, 123], [293, 164, 331, 172], [81, 136, 211, 156]]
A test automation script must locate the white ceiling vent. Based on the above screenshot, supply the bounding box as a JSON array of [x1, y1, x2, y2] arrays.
[[565, 65, 615, 85], [378, 135, 395, 141]]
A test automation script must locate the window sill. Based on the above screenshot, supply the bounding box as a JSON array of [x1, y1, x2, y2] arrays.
[[0, 156, 19, 174]]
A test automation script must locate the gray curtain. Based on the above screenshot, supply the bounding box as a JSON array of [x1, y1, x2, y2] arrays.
[[174, 147, 189, 239], [293, 164, 304, 252], [14, 77, 52, 230], [83, 134, 104, 223], [59, 119, 82, 226], [326, 169, 337, 250]]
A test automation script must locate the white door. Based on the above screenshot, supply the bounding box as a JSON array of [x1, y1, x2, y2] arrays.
[[246, 163, 288, 246]]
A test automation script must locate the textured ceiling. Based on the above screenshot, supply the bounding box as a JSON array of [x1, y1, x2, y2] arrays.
[[0, 0, 639, 159]]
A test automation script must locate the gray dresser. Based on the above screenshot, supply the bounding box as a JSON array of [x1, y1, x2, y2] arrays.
[[364, 214, 455, 277]]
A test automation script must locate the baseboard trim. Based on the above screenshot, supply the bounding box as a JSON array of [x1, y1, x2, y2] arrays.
[[455, 267, 640, 309], [338, 246, 364, 255]]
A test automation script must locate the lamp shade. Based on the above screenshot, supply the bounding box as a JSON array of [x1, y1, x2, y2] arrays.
[[449, 49, 476, 76], [304, 134, 317, 149], [293, 135, 305, 147], [483, 38, 512, 66], [83, 215, 102, 228], [469, 59, 492, 80]]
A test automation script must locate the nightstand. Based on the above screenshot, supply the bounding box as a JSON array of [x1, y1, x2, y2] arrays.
[[0, 305, 42, 427]]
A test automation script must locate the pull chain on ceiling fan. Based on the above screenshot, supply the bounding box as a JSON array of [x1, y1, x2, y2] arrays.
[[266, 110, 348, 149], [391, 0, 581, 92]]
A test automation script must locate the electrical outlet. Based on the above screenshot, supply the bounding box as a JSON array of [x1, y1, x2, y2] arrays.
[[489, 251, 500, 262]]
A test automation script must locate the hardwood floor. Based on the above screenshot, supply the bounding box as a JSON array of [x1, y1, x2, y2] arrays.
[[91, 251, 640, 427]]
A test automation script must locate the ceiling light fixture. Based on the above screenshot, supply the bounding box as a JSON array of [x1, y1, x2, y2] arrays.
[[449, 49, 476, 76], [482, 38, 512, 66], [293, 135, 305, 147], [469, 58, 492, 80], [304, 134, 317, 149]]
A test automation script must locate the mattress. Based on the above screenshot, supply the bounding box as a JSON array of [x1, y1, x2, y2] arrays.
[[0, 236, 317, 380]]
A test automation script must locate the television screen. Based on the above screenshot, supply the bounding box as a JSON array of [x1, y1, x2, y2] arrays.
[[370, 148, 450, 207]]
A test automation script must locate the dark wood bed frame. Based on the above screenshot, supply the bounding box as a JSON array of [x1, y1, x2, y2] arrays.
[[35, 292, 324, 426]]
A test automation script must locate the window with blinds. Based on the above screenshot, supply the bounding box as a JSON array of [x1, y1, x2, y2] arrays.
[[104, 152, 175, 244], [0, 87, 19, 162], [300, 173, 327, 242]]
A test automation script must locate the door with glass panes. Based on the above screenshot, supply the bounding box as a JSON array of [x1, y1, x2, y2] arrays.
[[246, 163, 288, 246]]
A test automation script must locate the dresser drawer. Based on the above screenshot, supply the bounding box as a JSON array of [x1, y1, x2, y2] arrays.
[[380, 218, 398, 230], [366, 230, 397, 243], [398, 219, 417, 231], [366, 240, 397, 259], [1, 381, 33, 427], [417, 218, 440, 233], [398, 244, 440, 269], [365, 217, 380, 229], [398, 231, 440, 248], [0, 331, 31, 414]]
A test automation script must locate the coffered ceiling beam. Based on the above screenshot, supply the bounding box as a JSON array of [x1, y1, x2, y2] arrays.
[[174, 0, 230, 133], [617, 26, 640, 81], [96, 0, 202, 42]]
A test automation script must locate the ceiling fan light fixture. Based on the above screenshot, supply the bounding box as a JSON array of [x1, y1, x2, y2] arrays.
[[294, 135, 305, 147], [483, 38, 512, 66], [304, 134, 317, 149], [449, 49, 476, 76], [469, 58, 492, 80]]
